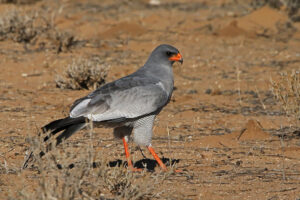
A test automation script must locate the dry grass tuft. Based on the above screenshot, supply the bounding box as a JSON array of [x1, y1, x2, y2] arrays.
[[0, 10, 47, 43], [55, 57, 109, 90], [271, 70, 300, 124], [96, 163, 163, 199], [0, 0, 40, 4], [19, 126, 169, 200], [0, 9, 76, 52]]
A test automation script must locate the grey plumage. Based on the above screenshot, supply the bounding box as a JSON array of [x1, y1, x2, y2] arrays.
[[23, 44, 183, 169], [67, 44, 181, 146]]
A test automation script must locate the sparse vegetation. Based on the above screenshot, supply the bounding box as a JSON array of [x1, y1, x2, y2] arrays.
[[271, 70, 300, 124], [0, 9, 76, 52], [0, 10, 47, 43], [0, 0, 41, 4], [55, 57, 109, 90], [19, 126, 169, 200]]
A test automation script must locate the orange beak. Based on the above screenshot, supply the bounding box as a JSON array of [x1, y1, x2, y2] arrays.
[[169, 53, 183, 64]]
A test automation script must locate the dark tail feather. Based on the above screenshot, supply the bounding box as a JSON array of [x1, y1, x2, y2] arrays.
[[56, 123, 86, 146], [42, 116, 87, 142], [42, 116, 87, 151], [22, 116, 87, 169], [41, 123, 87, 156]]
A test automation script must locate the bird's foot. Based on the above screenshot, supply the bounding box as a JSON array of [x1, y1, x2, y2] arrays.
[[173, 169, 182, 173], [128, 167, 143, 172], [159, 167, 182, 173]]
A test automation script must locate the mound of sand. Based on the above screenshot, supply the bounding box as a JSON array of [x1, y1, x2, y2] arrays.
[[193, 119, 270, 149], [217, 20, 255, 38], [237, 119, 270, 141], [217, 6, 294, 39], [238, 6, 288, 33]]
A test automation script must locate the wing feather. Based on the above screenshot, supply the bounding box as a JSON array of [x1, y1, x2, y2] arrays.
[[70, 75, 170, 121]]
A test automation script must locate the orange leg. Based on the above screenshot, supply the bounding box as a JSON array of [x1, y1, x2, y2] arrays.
[[147, 146, 167, 171], [122, 137, 141, 172], [148, 146, 182, 172]]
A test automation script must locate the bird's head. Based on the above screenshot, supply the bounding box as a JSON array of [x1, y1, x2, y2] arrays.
[[146, 44, 183, 66]]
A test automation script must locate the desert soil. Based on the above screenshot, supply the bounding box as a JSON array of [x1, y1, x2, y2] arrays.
[[0, 0, 300, 199]]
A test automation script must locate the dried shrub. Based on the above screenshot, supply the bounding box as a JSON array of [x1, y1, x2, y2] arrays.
[[0, 10, 76, 52], [271, 70, 300, 123], [19, 126, 168, 200], [0, 10, 48, 43], [0, 0, 41, 4], [55, 57, 109, 90], [49, 31, 75, 53], [96, 163, 162, 200], [250, 0, 284, 9]]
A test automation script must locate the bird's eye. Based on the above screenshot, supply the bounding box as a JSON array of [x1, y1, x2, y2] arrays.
[[166, 51, 172, 56]]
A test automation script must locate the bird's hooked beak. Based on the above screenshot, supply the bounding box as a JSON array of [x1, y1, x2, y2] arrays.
[[169, 53, 183, 64]]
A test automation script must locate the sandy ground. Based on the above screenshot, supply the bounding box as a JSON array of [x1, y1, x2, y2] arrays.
[[0, 0, 300, 199]]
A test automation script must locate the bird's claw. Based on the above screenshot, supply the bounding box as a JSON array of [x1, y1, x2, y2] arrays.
[[128, 167, 143, 172]]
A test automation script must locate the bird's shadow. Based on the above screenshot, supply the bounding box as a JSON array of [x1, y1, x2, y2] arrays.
[[55, 158, 180, 171], [92, 158, 180, 171]]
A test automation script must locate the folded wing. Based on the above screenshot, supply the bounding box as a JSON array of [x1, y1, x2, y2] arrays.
[[70, 75, 169, 122]]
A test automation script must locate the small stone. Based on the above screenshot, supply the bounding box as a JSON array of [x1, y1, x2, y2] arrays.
[[205, 88, 212, 94]]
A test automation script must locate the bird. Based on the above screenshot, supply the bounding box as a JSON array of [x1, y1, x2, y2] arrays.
[[23, 44, 183, 171]]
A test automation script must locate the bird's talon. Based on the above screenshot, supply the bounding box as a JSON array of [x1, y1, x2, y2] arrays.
[[173, 169, 182, 173], [128, 167, 143, 172], [159, 168, 182, 173]]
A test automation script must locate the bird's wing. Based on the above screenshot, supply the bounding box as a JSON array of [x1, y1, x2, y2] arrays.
[[69, 75, 170, 121]]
